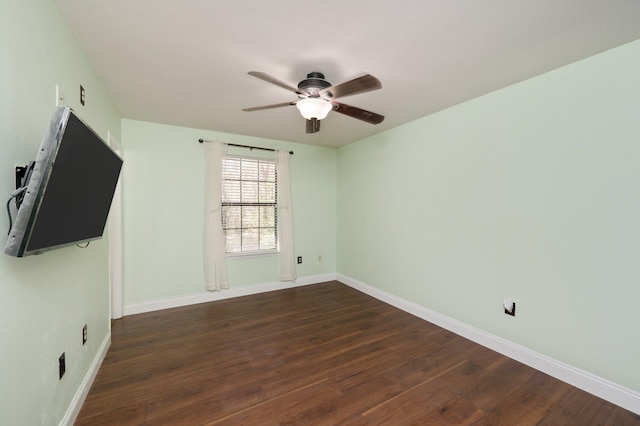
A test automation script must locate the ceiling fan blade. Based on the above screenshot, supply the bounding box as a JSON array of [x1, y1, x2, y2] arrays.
[[242, 101, 296, 112], [306, 118, 320, 133], [248, 71, 301, 94], [333, 102, 384, 124], [321, 74, 381, 99]]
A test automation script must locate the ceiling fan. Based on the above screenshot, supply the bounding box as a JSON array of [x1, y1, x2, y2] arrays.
[[242, 71, 384, 133]]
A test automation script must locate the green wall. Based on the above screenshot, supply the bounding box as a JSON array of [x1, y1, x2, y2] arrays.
[[121, 120, 337, 305], [0, 0, 121, 424], [337, 40, 640, 393]]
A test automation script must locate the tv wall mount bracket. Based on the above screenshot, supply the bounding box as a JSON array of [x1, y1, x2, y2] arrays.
[[14, 162, 35, 208]]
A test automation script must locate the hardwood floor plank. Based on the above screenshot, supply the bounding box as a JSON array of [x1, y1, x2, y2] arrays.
[[485, 387, 555, 424], [75, 281, 640, 425], [537, 387, 640, 425], [407, 396, 485, 425], [208, 378, 344, 426]]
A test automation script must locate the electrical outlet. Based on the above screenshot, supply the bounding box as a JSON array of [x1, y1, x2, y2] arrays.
[[82, 324, 87, 345], [80, 85, 85, 106], [297, 256, 302, 264], [504, 301, 516, 316], [59, 353, 66, 379]]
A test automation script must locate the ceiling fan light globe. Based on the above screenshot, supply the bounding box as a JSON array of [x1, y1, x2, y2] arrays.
[[296, 98, 332, 120]]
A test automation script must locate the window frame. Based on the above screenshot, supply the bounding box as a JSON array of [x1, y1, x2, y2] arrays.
[[220, 154, 279, 257]]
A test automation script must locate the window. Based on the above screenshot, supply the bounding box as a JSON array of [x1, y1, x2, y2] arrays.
[[221, 155, 277, 254]]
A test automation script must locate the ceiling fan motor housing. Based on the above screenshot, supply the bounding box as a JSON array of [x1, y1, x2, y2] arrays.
[[298, 72, 332, 97]]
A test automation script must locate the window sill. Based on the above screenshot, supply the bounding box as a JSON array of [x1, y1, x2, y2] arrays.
[[226, 250, 279, 260]]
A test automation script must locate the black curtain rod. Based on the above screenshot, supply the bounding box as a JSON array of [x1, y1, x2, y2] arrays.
[[198, 139, 293, 155]]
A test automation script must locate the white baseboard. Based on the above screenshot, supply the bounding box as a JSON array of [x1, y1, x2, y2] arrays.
[[123, 273, 337, 316], [61, 331, 111, 426], [337, 273, 640, 415]]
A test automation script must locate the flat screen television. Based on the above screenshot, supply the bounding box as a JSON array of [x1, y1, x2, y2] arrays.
[[5, 106, 123, 257]]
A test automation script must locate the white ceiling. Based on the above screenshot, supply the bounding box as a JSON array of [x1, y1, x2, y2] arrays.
[[53, 0, 640, 148]]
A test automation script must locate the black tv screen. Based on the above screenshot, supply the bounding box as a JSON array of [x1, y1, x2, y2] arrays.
[[5, 107, 123, 257]]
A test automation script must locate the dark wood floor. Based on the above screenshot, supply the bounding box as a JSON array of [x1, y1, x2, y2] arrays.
[[76, 281, 639, 425]]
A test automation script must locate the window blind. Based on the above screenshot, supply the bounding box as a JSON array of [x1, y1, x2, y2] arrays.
[[221, 156, 277, 253]]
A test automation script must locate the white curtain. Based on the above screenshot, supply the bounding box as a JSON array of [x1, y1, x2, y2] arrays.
[[276, 150, 296, 281], [203, 141, 229, 291]]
